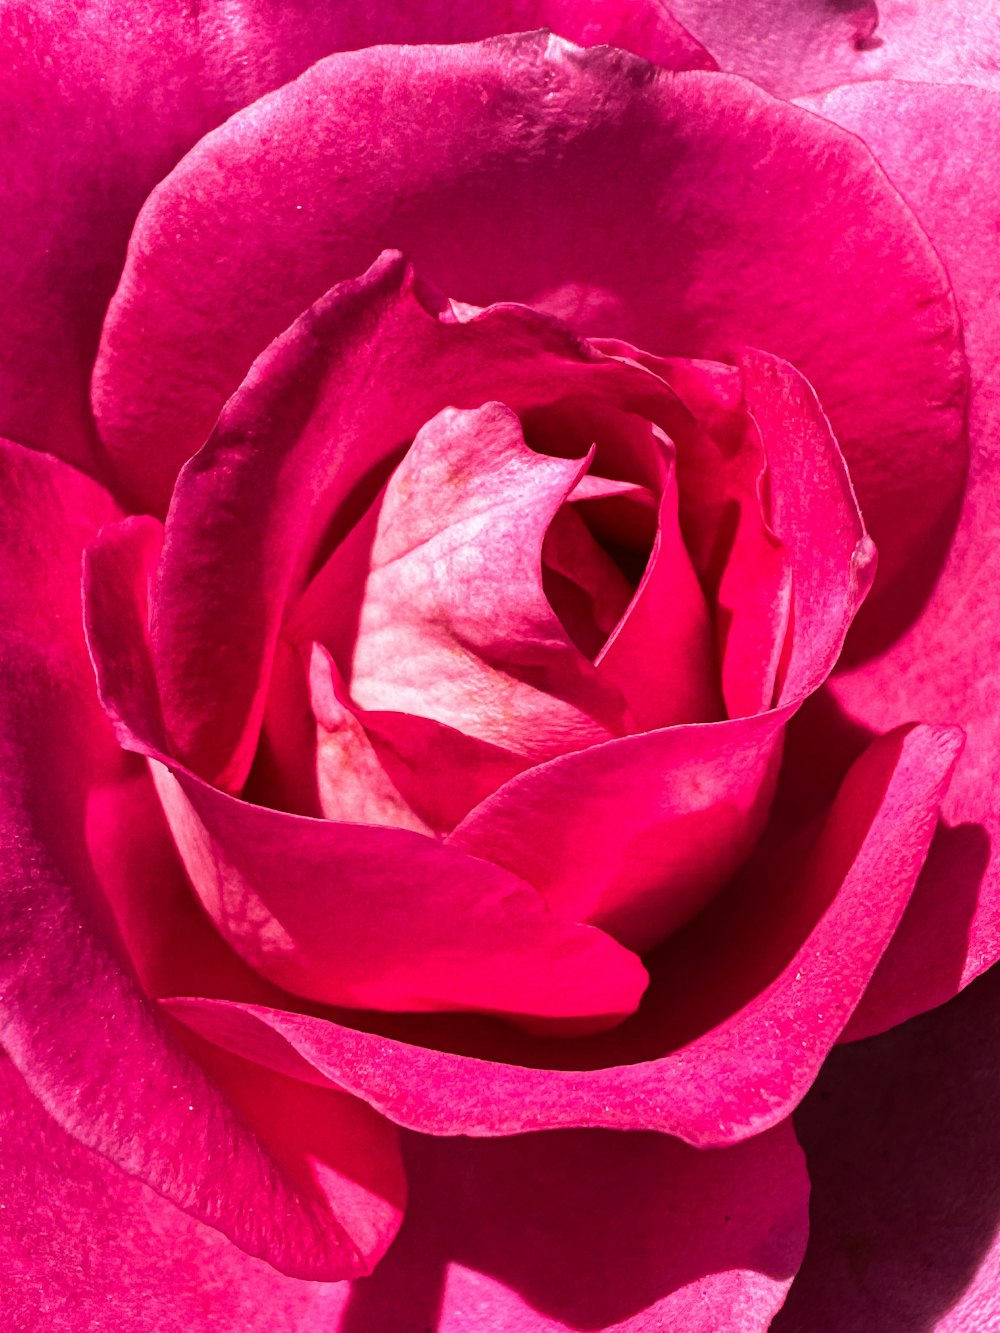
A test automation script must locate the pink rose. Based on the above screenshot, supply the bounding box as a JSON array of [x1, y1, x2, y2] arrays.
[[2, 4, 998, 1329]]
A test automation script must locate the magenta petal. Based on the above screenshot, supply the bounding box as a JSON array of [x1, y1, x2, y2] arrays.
[[0, 1055, 357, 1330], [0, 443, 400, 1279], [449, 709, 789, 952], [774, 962, 1000, 1333], [800, 81, 1000, 1031], [342, 1123, 806, 1333], [164, 722, 960, 1145], [93, 32, 965, 595], [87, 517, 649, 1028], [741, 350, 876, 707]]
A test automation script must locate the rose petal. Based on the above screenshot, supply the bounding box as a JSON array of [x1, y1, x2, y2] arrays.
[[0, 442, 399, 1279], [348, 401, 630, 757], [149, 252, 687, 792], [795, 81, 1000, 1033], [93, 33, 966, 603], [341, 1123, 806, 1333], [166, 723, 960, 1144], [0, 1054, 357, 1331], [86, 515, 649, 1028], [449, 708, 790, 953], [773, 960, 1000, 1333], [686, 0, 1000, 99]]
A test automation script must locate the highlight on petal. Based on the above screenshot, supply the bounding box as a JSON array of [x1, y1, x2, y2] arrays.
[[93, 32, 965, 605], [0, 442, 400, 1280], [341, 1122, 807, 1333]]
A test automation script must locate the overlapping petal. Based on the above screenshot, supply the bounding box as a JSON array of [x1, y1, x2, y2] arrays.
[[93, 31, 966, 609], [166, 721, 960, 1145], [0, 442, 403, 1280]]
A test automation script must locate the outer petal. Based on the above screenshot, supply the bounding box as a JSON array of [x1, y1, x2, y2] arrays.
[[0, 0, 708, 479], [86, 516, 649, 1028], [93, 32, 966, 604], [797, 81, 1000, 1033], [0, 1054, 354, 1332], [774, 960, 1000, 1333], [0, 442, 401, 1279], [340, 1123, 807, 1333], [166, 723, 960, 1145]]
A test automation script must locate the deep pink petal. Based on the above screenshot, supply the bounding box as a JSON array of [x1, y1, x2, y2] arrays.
[[341, 1123, 806, 1332], [0, 0, 708, 481], [449, 708, 790, 953], [0, 442, 400, 1280], [148, 253, 687, 792], [796, 81, 1000, 1033], [0, 1054, 360, 1331], [348, 401, 630, 757], [94, 32, 965, 601], [166, 723, 959, 1145], [774, 960, 1000, 1333], [87, 516, 649, 1028], [594, 455, 721, 729]]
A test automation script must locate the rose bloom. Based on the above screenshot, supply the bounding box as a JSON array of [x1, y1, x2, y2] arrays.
[[2, 2, 1000, 1329]]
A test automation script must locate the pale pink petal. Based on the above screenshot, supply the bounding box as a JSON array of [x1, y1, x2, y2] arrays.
[[795, 81, 1000, 1033], [0, 443, 400, 1280], [167, 722, 960, 1145], [93, 32, 966, 604], [348, 401, 630, 758], [341, 1122, 806, 1333]]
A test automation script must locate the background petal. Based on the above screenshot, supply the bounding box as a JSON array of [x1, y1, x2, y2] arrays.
[[0, 442, 403, 1279], [774, 959, 1000, 1333]]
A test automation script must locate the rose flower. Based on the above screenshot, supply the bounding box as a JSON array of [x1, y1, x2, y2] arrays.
[[2, 4, 999, 1330]]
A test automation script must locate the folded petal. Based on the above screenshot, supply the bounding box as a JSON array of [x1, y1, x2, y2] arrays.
[[341, 1123, 806, 1333], [449, 708, 790, 952], [165, 722, 960, 1145], [774, 960, 1000, 1333], [797, 81, 1000, 1032], [148, 252, 686, 791], [0, 442, 398, 1279], [94, 31, 966, 604], [348, 401, 630, 757], [87, 516, 649, 1029]]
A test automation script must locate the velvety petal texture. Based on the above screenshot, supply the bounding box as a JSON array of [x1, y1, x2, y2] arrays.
[[93, 31, 965, 608], [668, 0, 1000, 97], [340, 1123, 807, 1332], [167, 722, 960, 1144], [796, 81, 1000, 1034], [0, 0, 707, 479], [85, 514, 649, 1029], [0, 442, 403, 1280], [775, 960, 1000, 1332]]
